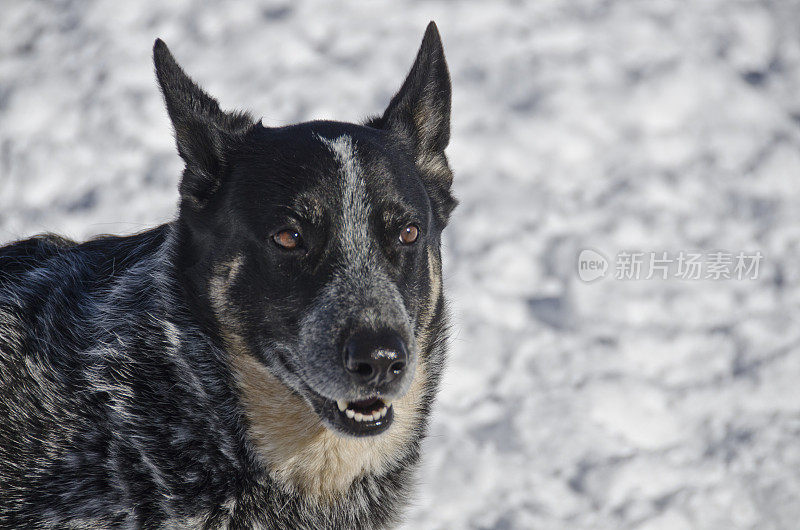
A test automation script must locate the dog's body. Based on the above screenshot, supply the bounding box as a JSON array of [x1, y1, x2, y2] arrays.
[[0, 23, 455, 528]]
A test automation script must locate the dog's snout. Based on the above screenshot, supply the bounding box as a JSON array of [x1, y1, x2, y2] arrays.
[[342, 330, 407, 387]]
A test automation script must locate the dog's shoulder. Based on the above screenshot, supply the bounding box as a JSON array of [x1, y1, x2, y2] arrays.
[[0, 225, 172, 378], [0, 223, 246, 525]]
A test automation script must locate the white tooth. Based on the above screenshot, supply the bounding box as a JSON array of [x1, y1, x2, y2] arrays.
[[337, 400, 347, 412], [354, 412, 364, 422], [362, 413, 374, 422], [380, 407, 387, 418], [346, 409, 355, 419]]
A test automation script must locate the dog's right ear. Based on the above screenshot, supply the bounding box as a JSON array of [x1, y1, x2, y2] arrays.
[[368, 23, 457, 226], [153, 39, 254, 209]]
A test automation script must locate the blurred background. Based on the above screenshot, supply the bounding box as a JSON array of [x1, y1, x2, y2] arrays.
[[2, 1, 800, 528]]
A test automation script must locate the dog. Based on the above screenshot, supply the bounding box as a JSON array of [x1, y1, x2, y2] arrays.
[[0, 21, 455, 528]]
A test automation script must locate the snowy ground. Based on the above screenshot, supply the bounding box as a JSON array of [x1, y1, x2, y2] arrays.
[[3, 1, 800, 528]]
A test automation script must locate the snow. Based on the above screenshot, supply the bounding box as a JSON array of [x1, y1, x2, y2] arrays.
[[3, 1, 800, 528]]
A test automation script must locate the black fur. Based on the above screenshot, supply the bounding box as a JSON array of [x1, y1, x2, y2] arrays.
[[0, 22, 454, 528]]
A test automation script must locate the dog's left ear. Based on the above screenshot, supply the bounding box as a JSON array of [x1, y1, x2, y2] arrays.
[[370, 22, 456, 224], [153, 39, 254, 209]]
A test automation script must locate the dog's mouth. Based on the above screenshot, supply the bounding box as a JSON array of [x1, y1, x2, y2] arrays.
[[273, 355, 398, 437], [315, 394, 395, 437], [337, 396, 392, 424]]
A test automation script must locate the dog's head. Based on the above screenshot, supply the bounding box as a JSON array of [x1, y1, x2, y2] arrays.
[[156, 23, 454, 438]]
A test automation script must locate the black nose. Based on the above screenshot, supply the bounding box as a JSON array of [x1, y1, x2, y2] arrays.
[[342, 329, 408, 387]]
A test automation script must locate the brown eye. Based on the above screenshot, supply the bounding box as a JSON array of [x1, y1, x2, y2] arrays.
[[399, 224, 419, 245], [273, 229, 302, 250]]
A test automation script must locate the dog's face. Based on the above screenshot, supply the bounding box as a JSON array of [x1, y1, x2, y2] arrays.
[[155, 24, 454, 438]]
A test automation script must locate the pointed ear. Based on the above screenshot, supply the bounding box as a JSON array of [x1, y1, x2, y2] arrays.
[[153, 39, 254, 209], [369, 22, 456, 224], [375, 22, 451, 155]]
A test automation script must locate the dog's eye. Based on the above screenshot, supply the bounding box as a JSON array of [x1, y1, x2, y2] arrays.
[[273, 229, 303, 250], [399, 224, 419, 245]]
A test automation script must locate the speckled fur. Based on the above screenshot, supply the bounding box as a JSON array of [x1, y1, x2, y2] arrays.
[[0, 22, 454, 529]]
